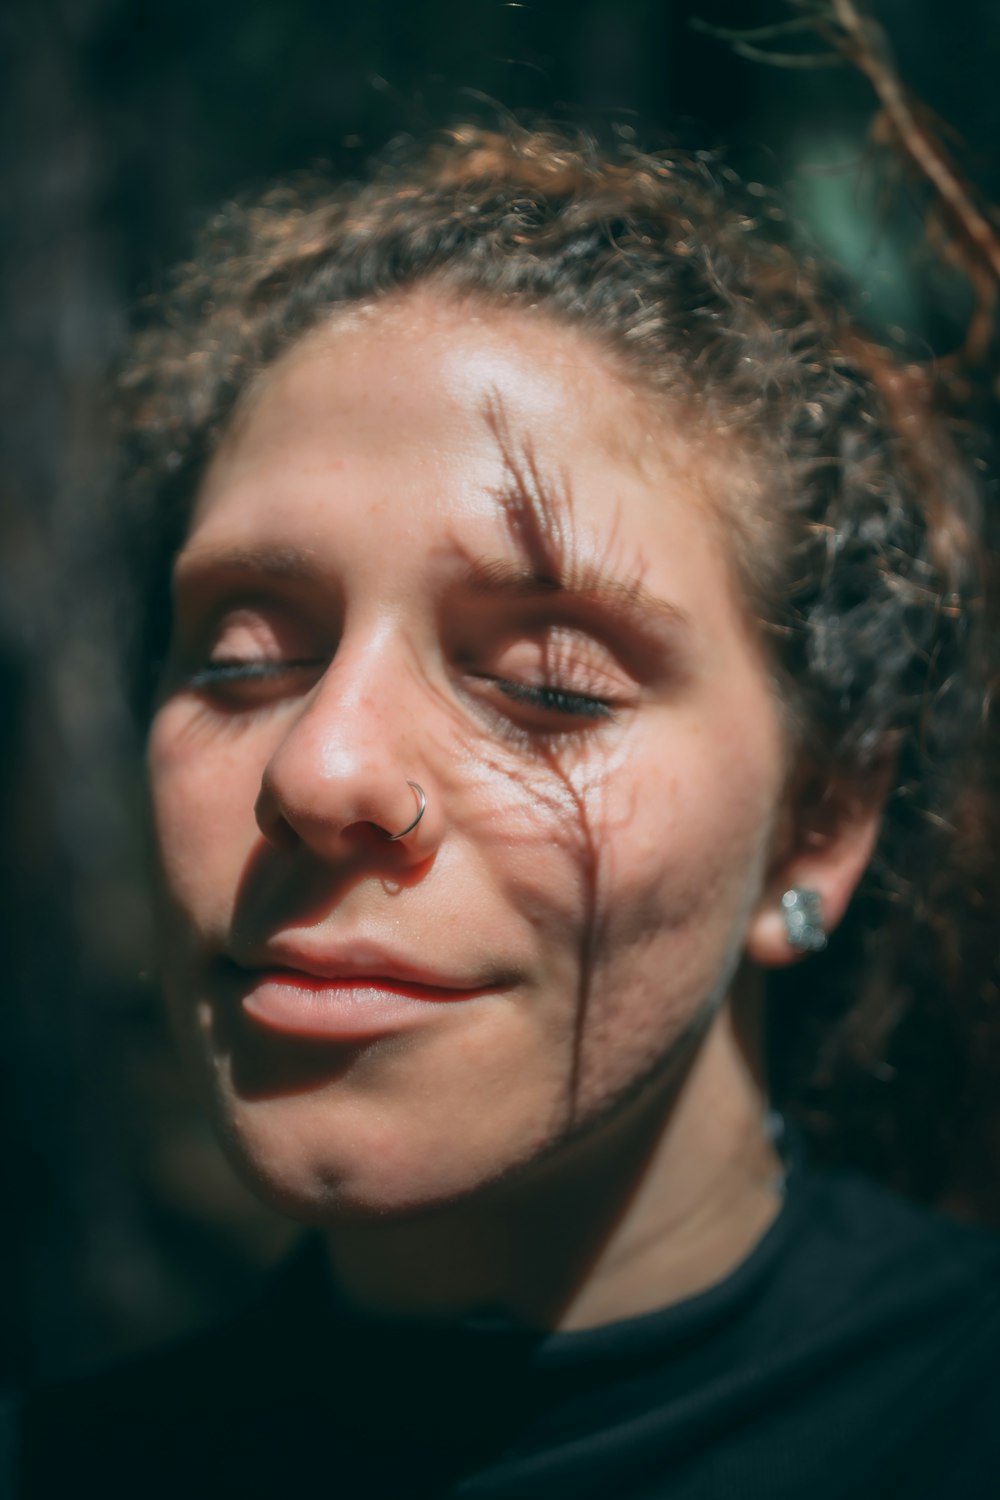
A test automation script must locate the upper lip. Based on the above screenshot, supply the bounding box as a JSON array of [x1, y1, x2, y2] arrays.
[[226, 938, 504, 993]]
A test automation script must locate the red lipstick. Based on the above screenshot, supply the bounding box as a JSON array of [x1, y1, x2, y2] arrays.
[[227, 947, 500, 1040]]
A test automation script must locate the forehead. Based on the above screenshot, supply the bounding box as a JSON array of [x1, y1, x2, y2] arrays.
[[217, 293, 666, 469], [190, 291, 726, 564]]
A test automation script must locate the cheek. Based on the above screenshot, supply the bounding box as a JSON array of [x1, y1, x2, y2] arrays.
[[146, 708, 268, 921], [563, 722, 781, 1102]]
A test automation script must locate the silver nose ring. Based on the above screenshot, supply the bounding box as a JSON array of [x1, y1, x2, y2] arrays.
[[384, 781, 426, 842]]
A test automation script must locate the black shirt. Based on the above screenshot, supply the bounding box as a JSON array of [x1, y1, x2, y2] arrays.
[[8, 1157, 1000, 1498]]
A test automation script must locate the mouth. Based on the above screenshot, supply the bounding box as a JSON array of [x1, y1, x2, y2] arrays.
[[223, 955, 502, 1041]]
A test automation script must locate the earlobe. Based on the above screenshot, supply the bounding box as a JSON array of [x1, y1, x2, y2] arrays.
[[744, 764, 890, 969], [745, 900, 816, 970]]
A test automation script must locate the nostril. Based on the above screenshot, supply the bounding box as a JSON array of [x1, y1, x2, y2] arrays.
[[253, 715, 433, 860], [254, 781, 300, 851]]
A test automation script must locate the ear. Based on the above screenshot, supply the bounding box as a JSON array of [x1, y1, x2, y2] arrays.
[[744, 762, 891, 969]]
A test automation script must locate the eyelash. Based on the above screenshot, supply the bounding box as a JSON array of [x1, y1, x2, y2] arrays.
[[187, 659, 321, 687], [493, 678, 613, 720]]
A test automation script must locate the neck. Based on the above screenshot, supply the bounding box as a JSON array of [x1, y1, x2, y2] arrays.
[[324, 999, 782, 1332]]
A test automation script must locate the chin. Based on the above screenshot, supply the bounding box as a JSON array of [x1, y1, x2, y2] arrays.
[[207, 1086, 544, 1227]]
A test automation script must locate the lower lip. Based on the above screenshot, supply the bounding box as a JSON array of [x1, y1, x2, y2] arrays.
[[238, 970, 488, 1040]]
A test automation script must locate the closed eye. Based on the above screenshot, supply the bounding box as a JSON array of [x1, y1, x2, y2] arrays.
[[188, 659, 323, 687], [185, 657, 327, 711], [494, 679, 614, 720]]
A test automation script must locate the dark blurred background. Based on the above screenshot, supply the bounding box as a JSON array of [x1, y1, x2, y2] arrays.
[[1, 0, 997, 1386]]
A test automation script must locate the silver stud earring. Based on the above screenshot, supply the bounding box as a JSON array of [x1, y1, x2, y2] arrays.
[[781, 887, 828, 952]]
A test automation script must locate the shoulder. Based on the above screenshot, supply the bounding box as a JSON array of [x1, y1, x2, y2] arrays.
[[11, 1241, 331, 1500], [748, 1164, 1000, 1496], [781, 1161, 1000, 1321], [763, 1156, 1000, 1381], [15, 1323, 255, 1499]]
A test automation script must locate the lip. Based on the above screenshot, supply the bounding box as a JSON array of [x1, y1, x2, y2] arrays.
[[224, 942, 505, 1040]]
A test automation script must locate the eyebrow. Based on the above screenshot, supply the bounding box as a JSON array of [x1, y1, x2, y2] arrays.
[[172, 545, 320, 587], [461, 556, 693, 642], [477, 396, 693, 652], [171, 545, 693, 655]]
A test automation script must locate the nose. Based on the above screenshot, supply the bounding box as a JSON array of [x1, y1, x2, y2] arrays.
[[253, 646, 440, 864]]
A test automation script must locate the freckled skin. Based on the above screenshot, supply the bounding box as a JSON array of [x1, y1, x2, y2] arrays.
[[148, 292, 790, 1232]]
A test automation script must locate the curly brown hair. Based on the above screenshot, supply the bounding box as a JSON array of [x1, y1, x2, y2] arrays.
[[118, 122, 997, 1210]]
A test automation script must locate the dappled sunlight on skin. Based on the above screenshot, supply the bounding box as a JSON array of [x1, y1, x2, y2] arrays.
[[483, 389, 685, 1130], [147, 290, 789, 1301], [483, 398, 602, 1130], [217, 641, 603, 1109]]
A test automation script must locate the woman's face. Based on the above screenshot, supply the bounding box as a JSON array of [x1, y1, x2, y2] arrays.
[[148, 292, 789, 1221]]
